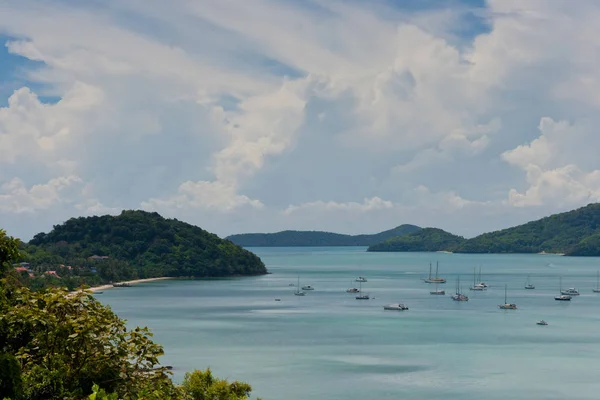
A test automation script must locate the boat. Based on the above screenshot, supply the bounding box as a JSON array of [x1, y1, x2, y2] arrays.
[[554, 278, 570, 301], [384, 303, 409, 311], [476, 266, 488, 288], [355, 276, 367, 282], [356, 280, 369, 300], [451, 276, 469, 302], [430, 282, 445, 295], [112, 282, 131, 287], [594, 271, 600, 293], [469, 267, 486, 291], [301, 285, 315, 291], [525, 275, 535, 290], [561, 288, 579, 296], [346, 287, 360, 293], [498, 284, 517, 309], [424, 262, 446, 283], [536, 320, 548, 326], [294, 276, 305, 296], [275, 298, 281, 301]]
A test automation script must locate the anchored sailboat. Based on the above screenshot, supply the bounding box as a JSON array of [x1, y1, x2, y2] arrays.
[[451, 276, 469, 301], [470, 267, 486, 291], [555, 277, 571, 301], [525, 275, 535, 290], [294, 276, 305, 296], [498, 284, 517, 309], [356, 280, 369, 300], [593, 271, 600, 293], [424, 262, 446, 283]]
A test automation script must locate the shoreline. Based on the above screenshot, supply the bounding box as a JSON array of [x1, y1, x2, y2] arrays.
[[79, 277, 176, 293]]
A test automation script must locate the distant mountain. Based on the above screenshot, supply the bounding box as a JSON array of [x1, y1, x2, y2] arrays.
[[226, 224, 422, 247], [367, 203, 600, 256], [367, 228, 465, 252]]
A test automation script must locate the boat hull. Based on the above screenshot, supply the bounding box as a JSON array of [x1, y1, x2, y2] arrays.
[[384, 304, 408, 311]]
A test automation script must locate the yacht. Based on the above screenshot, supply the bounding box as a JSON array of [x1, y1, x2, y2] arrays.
[[498, 284, 517, 310], [470, 267, 487, 290], [424, 262, 446, 283], [356, 280, 369, 300], [451, 276, 469, 302], [560, 288, 579, 296], [301, 285, 315, 291], [355, 276, 367, 282], [294, 276, 305, 296], [346, 287, 360, 293], [594, 270, 600, 293], [430, 283, 445, 295], [384, 303, 409, 311], [475, 266, 488, 288], [525, 275, 535, 290], [555, 277, 571, 301], [536, 320, 548, 326]]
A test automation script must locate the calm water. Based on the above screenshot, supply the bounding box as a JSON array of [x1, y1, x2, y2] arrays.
[[99, 248, 600, 399]]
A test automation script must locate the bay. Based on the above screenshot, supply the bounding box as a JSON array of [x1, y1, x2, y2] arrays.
[[99, 247, 600, 399]]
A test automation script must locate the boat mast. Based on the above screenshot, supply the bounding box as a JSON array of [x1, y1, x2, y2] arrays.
[[429, 263, 432, 280], [436, 262, 439, 279], [504, 284, 507, 304]]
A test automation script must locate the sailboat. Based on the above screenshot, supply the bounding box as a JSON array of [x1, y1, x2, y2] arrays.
[[356, 280, 369, 300], [346, 280, 360, 293], [430, 282, 445, 295], [498, 284, 517, 309], [451, 276, 469, 301], [593, 271, 600, 293], [294, 276, 305, 296], [470, 267, 486, 291], [555, 277, 571, 301], [476, 266, 488, 288], [525, 275, 535, 290], [424, 262, 446, 283]]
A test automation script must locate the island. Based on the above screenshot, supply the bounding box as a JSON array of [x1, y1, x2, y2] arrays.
[[226, 224, 421, 247], [17, 210, 267, 290], [367, 203, 600, 256]]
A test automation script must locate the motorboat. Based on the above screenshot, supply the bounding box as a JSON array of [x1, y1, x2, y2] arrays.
[[301, 285, 315, 291], [346, 288, 360, 293], [383, 303, 409, 311], [554, 294, 571, 301], [536, 320, 548, 325], [560, 288, 580, 296], [355, 277, 367, 282]]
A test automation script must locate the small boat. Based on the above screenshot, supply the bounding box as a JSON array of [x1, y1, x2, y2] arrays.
[[430, 283, 445, 295], [346, 287, 360, 293], [288, 283, 295, 287], [112, 282, 131, 287], [470, 267, 487, 291], [355, 276, 367, 282], [451, 276, 469, 302], [498, 284, 517, 309], [593, 270, 600, 293], [294, 276, 305, 296], [275, 298, 281, 301], [561, 288, 580, 296], [301, 285, 314, 291], [525, 275, 535, 290], [476, 266, 488, 288], [384, 303, 409, 311], [424, 262, 446, 283], [356, 280, 369, 300], [554, 294, 571, 301], [536, 320, 548, 326]]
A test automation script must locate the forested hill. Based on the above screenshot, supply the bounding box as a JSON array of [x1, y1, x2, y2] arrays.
[[453, 203, 600, 255], [367, 228, 466, 252], [367, 203, 600, 256], [226, 224, 421, 247], [26, 210, 267, 277]]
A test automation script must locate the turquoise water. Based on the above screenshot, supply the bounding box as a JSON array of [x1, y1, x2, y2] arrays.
[[99, 248, 600, 399]]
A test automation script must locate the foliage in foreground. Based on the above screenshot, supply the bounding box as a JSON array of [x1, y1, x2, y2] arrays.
[[0, 230, 260, 400]]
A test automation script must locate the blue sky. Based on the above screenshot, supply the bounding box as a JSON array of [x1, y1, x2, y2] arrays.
[[2, 0, 600, 240]]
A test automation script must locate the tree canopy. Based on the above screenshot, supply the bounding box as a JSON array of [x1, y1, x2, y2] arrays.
[[367, 228, 465, 252]]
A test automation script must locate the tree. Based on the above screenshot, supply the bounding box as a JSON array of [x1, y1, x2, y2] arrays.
[[0, 229, 21, 274], [181, 369, 260, 400]]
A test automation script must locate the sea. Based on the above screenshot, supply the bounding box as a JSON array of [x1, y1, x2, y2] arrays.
[[98, 247, 600, 400]]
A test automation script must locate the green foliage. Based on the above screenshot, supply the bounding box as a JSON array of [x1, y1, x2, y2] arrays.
[[181, 369, 259, 400], [227, 224, 421, 247], [0, 352, 23, 399], [1, 286, 175, 399], [25, 210, 267, 279], [367, 228, 465, 252], [0, 230, 22, 274]]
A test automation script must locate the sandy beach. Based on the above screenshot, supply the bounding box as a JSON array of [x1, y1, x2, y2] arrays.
[[75, 277, 176, 294]]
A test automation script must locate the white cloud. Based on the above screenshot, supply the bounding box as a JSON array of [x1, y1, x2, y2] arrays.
[[0, 175, 82, 213], [283, 197, 393, 215]]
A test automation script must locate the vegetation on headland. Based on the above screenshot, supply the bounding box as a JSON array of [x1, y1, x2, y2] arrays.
[[368, 203, 600, 256], [1, 230, 261, 399], [16, 210, 266, 291], [226, 224, 421, 247], [367, 228, 466, 252]]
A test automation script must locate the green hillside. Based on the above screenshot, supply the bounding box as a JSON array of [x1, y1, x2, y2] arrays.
[[25, 210, 267, 278], [454, 203, 600, 255], [367, 228, 465, 252], [226, 224, 421, 246]]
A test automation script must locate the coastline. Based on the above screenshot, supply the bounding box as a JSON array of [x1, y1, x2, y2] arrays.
[[79, 277, 176, 293]]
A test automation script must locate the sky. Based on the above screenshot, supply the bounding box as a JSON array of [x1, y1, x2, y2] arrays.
[[2, 0, 600, 241]]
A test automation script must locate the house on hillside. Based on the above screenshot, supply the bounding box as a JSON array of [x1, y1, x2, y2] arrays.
[[14, 266, 35, 278]]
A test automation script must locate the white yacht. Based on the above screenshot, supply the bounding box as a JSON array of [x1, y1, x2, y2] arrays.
[[560, 288, 579, 296], [498, 284, 517, 310], [384, 303, 409, 311], [302, 285, 315, 291], [594, 270, 600, 293], [536, 320, 548, 326], [555, 277, 572, 301], [346, 287, 360, 293], [525, 275, 535, 290], [451, 276, 469, 302], [355, 276, 367, 282], [470, 267, 487, 291], [294, 276, 305, 296]]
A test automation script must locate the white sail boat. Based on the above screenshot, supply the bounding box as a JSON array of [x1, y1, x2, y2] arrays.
[[593, 271, 600, 293], [356, 280, 369, 300], [476, 266, 488, 288], [294, 276, 305, 296], [424, 261, 446, 283], [451, 276, 469, 301], [555, 277, 571, 301], [498, 284, 517, 309], [470, 267, 486, 291], [525, 275, 535, 290]]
